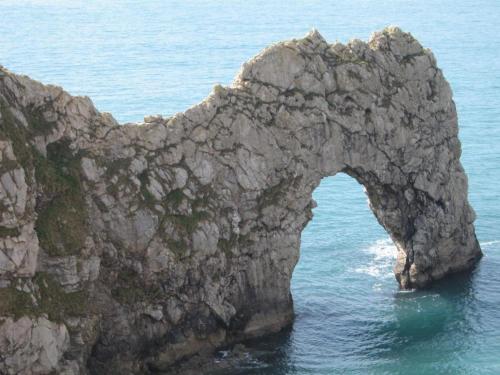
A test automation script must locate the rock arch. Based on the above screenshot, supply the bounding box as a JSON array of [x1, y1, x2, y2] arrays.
[[0, 27, 481, 374]]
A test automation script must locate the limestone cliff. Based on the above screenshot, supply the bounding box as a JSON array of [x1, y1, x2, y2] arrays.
[[0, 27, 481, 374]]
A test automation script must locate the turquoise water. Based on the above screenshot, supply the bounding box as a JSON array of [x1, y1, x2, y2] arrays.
[[2, 1, 500, 374]]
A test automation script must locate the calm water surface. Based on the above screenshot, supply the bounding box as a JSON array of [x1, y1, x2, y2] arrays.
[[1, 1, 499, 374]]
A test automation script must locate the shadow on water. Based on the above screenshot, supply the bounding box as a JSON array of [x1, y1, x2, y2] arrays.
[[222, 263, 483, 375], [388, 267, 478, 341], [360, 266, 483, 375], [205, 327, 297, 375]]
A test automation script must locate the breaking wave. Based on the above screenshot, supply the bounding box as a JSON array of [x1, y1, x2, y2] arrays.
[[353, 238, 397, 279]]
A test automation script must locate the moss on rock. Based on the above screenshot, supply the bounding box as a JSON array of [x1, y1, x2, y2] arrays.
[[34, 139, 88, 256], [34, 272, 89, 321], [164, 189, 184, 207], [0, 98, 89, 257], [0, 273, 88, 321], [0, 285, 33, 319], [111, 267, 162, 304], [25, 104, 58, 136], [0, 226, 20, 238], [167, 238, 188, 258], [0, 100, 34, 175]]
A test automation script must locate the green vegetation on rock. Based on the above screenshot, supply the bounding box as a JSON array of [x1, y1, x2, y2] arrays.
[[0, 100, 33, 176], [34, 272, 88, 321], [0, 273, 88, 321], [25, 104, 58, 136], [0, 99, 89, 256], [165, 189, 184, 207], [0, 226, 20, 238], [34, 139, 88, 256], [111, 267, 162, 304], [169, 211, 210, 234], [166, 238, 188, 258], [0, 285, 33, 319], [103, 157, 132, 197]]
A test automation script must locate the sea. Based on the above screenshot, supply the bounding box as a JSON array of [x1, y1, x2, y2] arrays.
[[1, 1, 499, 374]]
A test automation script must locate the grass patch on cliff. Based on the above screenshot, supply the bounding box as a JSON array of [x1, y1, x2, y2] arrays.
[[34, 272, 88, 321], [103, 157, 132, 198], [167, 238, 188, 258], [34, 139, 88, 256], [0, 159, 20, 176], [169, 211, 210, 234], [160, 186, 214, 258], [165, 185, 213, 233], [0, 226, 20, 238], [0, 100, 32, 175], [165, 189, 184, 207], [0, 99, 58, 172], [0, 285, 34, 319], [0, 99, 89, 256], [111, 267, 162, 304], [25, 104, 59, 136], [0, 273, 88, 321]]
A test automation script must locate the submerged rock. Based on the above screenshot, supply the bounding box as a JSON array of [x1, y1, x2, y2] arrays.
[[0, 27, 481, 374]]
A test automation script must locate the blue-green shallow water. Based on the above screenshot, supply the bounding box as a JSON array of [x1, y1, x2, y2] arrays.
[[1, 1, 499, 373]]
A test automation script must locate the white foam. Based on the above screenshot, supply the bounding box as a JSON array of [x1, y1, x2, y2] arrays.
[[480, 240, 500, 247], [353, 238, 499, 283], [355, 264, 384, 277], [353, 238, 396, 280], [364, 238, 397, 260], [396, 288, 416, 294]]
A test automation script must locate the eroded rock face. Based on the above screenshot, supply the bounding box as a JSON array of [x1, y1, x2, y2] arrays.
[[0, 317, 71, 375], [0, 27, 481, 374]]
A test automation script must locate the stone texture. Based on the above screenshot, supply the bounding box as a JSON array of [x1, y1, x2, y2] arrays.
[[0, 317, 70, 375], [0, 27, 481, 374]]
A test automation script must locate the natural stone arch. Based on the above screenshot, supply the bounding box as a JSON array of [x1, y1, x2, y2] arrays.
[[228, 27, 481, 289], [0, 27, 481, 374]]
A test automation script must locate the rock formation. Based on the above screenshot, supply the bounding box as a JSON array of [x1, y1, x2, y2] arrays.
[[0, 27, 481, 374]]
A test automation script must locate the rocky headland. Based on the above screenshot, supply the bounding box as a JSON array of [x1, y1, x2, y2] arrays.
[[0, 27, 481, 374]]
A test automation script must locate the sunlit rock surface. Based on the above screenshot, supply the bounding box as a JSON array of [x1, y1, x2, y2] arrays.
[[0, 27, 481, 374]]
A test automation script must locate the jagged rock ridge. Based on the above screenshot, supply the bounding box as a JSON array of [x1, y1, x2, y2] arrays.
[[0, 27, 481, 374]]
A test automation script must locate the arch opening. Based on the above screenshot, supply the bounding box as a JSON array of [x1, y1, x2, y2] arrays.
[[294, 173, 395, 294]]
